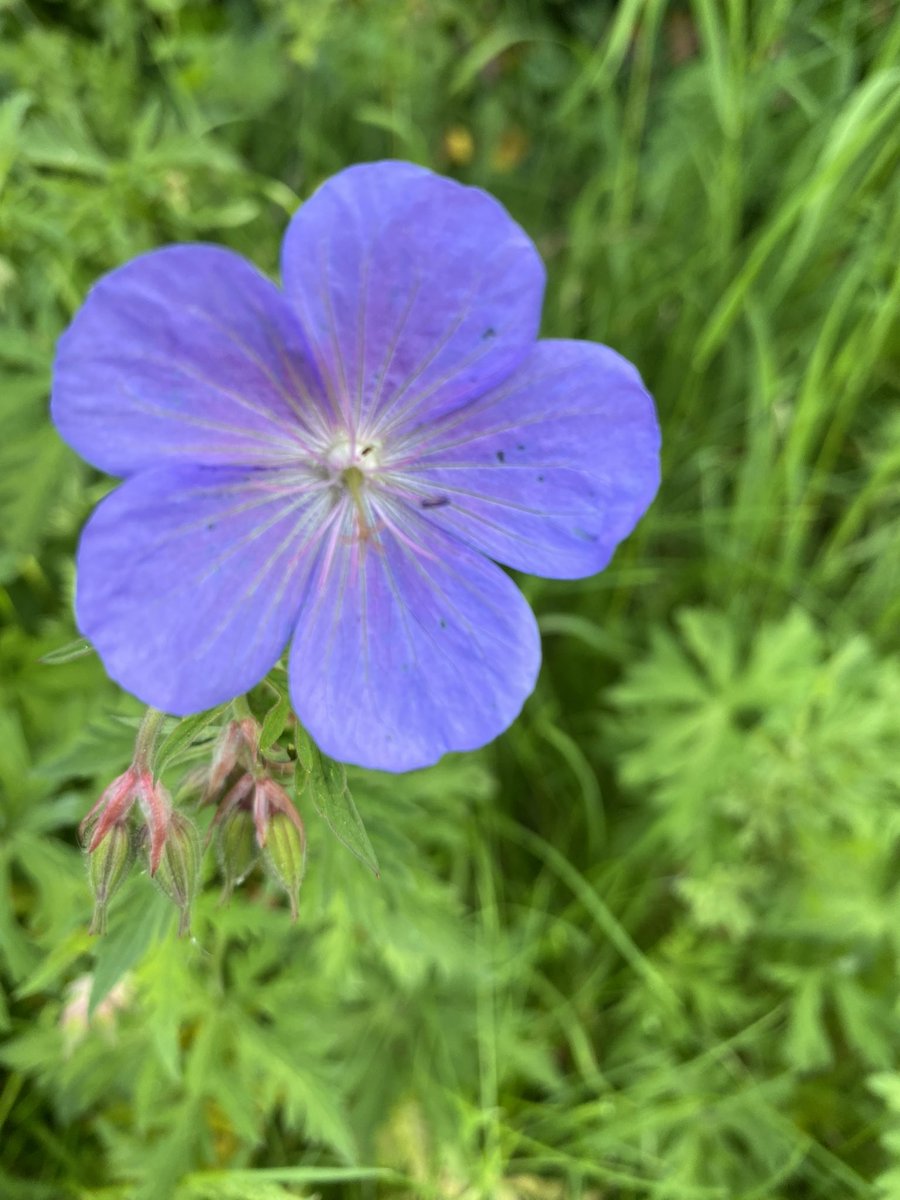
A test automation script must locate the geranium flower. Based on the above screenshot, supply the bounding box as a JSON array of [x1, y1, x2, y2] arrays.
[[52, 161, 660, 771]]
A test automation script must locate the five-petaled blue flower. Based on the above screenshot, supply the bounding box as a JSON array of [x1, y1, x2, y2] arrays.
[[51, 161, 660, 772]]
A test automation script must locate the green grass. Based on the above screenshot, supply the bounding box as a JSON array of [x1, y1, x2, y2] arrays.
[[1, 0, 899, 1197]]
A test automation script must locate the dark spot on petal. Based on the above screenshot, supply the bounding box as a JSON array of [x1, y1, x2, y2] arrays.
[[496, 450, 505, 463], [481, 326, 496, 340], [439, 619, 447, 629], [421, 496, 450, 509], [574, 527, 598, 542], [206, 522, 216, 531], [361, 444, 375, 456], [537, 474, 544, 482], [516, 443, 525, 451]]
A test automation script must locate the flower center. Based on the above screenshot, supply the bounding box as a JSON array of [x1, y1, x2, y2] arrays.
[[319, 437, 387, 550], [324, 435, 381, 476]]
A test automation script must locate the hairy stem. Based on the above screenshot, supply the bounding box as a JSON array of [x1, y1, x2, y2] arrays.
[[132, 707, 167, 774]]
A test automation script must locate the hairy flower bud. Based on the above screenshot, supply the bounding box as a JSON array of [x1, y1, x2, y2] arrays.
[[80, 771, 138, 853], [87, 821, 133, 935], [81, 763, 172, 876], [215, 804, 259, 902], [262, 809, 307, 922], [202, 719, 260, 805], [152, 810, 201, 936]]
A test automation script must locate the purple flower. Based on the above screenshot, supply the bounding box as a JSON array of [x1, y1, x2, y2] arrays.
[[52, 161, 660, 772]]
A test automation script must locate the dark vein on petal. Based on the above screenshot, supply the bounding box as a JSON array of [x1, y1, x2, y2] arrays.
[[365, 266, 423, 421], [354, 212, 370, 429], [113, 348, 310, 447], [380, 530, 498, 703], [174, 299, 319, 433], [397, 398, 595, 463], [395, 361, 606, 457], [191, 496, 337, 658], [145, 482, 325, 551], [370, 261, 489, 433], [227, 502, 343, 661], [239, 292, 333, 442], [316, 217, 352, 427], [116, 381, 303, 459], [191, 493, 318, 590]]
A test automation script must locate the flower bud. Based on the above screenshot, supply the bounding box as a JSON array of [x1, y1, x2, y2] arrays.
[[262, 809, 307, 922], [152, 811, 202, 936], [202, 719, 260, 805], [135, 777, 173, 875], [87, 821, 133, 936], [80, 771, 138, 854], [215, 804, 259, 902]]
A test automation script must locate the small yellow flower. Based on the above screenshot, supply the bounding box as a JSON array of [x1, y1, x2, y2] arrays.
[[443, 125, 475, 166]]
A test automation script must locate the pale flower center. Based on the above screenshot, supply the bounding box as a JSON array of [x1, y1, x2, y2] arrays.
[[324, 435, 381, 476], [322, 437, 385, 541]]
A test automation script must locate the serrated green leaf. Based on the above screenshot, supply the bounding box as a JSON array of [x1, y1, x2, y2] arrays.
[[89, 885, 172, 1017], [295, 733, 379, 877]]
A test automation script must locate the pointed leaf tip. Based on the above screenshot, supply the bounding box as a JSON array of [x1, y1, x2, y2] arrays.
[[295, 732, 380, 878]]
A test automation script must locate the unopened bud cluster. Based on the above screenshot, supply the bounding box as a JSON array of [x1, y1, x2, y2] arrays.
[[80, 757, 191, 934], [81, 710, 307, 935], [204, 720, 307, 920]]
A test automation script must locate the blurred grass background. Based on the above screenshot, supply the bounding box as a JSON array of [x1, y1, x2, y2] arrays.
[[1, 0, 900, 1197]]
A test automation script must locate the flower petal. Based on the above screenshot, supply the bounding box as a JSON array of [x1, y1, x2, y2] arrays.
[[52, 246, 324, 475], [75, 465, 331, 714], [288, 511, 540, 771], [280, 160, 545, 434], [394, 340, 661, 579]]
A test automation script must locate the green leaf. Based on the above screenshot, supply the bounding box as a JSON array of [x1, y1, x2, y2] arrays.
[[784, 972, 832, 1073], [0, 90, 32, 192], [295, 732, 380, 877], [258, 692, 290, 754], [89, 885, 173, 1017], [154, 707, 226, 774], [0, 428, 70, 555], [15, 927, 92, 1000]]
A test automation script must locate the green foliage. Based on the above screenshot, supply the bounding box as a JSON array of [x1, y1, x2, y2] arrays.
[[296, 729, 381, 877], [1, 0, 899, 1197]]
